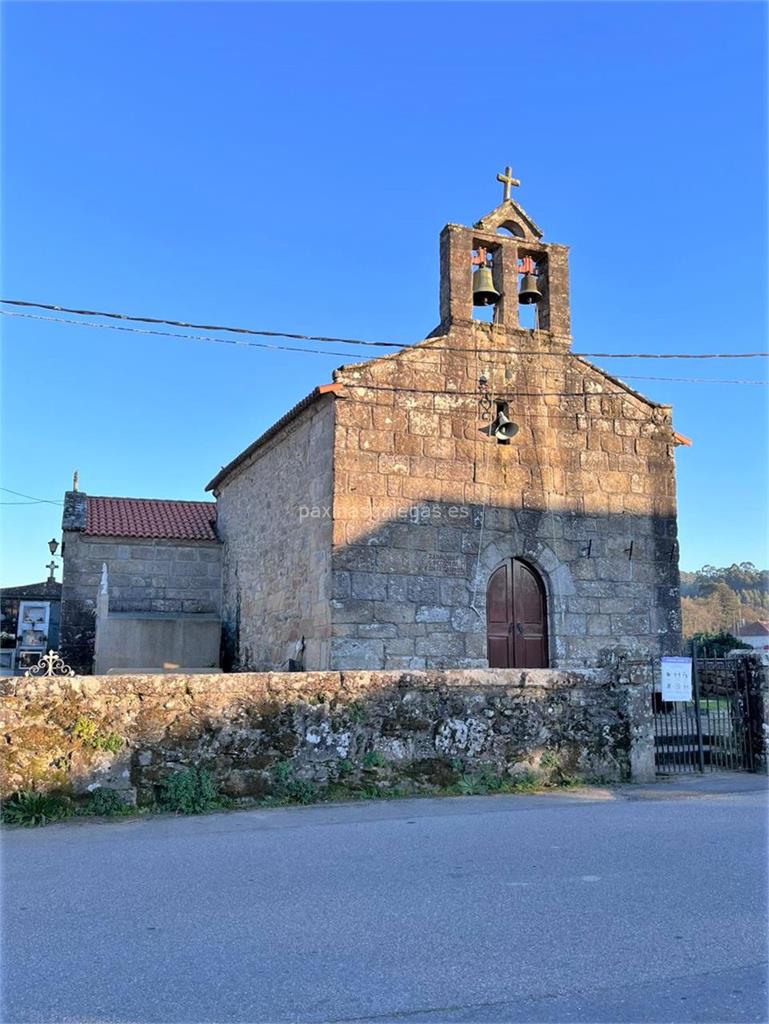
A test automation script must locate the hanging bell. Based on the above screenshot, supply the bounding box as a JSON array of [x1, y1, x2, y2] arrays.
[[518, 272, 542, 305], [472, 265, 501, 307]]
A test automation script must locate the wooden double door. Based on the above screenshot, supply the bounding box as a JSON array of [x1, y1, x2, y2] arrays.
[[486, 558, 548, 668]]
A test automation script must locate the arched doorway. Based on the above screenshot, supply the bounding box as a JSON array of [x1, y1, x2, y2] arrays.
[[486, 558, 548, 668]]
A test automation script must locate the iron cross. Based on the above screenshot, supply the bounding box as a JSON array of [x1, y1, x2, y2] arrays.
[[496, 165, 520, 201]]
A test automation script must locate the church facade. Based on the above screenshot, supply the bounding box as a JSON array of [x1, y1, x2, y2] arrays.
[[208, 178, 686, 672]]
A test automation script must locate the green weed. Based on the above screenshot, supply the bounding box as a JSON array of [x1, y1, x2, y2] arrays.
[[72, 716, 123, 754], [81, 787, 133, 817], [539, 750, 577, 787], [269, 760, 319, 804], [272, 760, 293, 786], [1, 791, 73, 827], [346, 700, 367, 724], [158, 768, 217, 814], [362, 751, 386, 769], [509, 771, 540, 792], [285, 778, 319, 804]]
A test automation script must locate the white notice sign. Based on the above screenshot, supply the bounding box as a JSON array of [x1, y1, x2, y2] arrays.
[[660, 657, 692, 702]]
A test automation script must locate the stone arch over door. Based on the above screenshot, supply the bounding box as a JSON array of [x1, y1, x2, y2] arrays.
[[486, 558, 549, 668]]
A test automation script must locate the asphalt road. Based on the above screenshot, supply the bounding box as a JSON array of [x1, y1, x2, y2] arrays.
[[2, 776, 767, 1024]]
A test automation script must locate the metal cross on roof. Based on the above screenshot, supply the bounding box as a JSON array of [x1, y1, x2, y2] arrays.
[[496, 165, 520, 202]]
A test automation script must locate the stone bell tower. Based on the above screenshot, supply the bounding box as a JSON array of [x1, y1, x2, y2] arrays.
[[436, 166, 571, 349]]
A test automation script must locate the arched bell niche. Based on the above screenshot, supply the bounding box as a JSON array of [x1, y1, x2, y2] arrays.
[[496, 221, 526, 239]]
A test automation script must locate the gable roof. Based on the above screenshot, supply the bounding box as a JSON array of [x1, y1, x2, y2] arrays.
[[83, 496, 218, 542], [739, 620, 769, 636], [206, 384, 341, 493], [0, 580, 62, 600], [473, 198, 544, 240]]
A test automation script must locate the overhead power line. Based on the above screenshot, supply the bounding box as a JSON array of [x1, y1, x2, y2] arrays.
[[0, 310, 362, 360], [2, 298, 768, 360], [0, 487, 64, 505], [1, 298, 399, 349], [601, 374, 767, 386], [2, 309, 767, 387]]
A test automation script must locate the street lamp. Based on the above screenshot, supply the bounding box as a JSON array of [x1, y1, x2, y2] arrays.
[[46, 538, 59, 582]]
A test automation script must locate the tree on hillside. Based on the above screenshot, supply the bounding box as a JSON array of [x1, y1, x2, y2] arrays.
[[680, 585, 764, 639], [681, 562, 768, 611]]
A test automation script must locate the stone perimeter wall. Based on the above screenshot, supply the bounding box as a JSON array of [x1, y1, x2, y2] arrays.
[[0, 660, 656, 803]]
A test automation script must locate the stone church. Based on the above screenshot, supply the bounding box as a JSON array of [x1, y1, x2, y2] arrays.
[[205, 172, 687, 672]]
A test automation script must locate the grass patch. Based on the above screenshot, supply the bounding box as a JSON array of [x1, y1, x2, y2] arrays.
[[2, 757, 586, 829], [447, 768, 543, 797]]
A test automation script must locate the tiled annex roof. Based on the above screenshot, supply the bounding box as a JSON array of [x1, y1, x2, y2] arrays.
[[0, 580, 62, 600], [84, 496, 218, 542]]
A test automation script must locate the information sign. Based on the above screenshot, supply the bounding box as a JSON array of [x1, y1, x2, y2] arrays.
[[660, 656, 692, 702]]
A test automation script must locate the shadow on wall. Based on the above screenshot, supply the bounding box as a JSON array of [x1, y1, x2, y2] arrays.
[[221, 498, 682, 673], [0, 663, 656, 804]]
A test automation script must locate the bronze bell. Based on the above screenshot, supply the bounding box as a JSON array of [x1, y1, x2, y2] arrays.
[[518, 272, 542, 305], [472, 265, 501, 306]]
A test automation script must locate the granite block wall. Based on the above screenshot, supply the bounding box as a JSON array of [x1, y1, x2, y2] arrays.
[[328, 318, 682, 670], [215, 395, 335, 671], [0, 659, 657, 803], [60, 533, 222, 674]]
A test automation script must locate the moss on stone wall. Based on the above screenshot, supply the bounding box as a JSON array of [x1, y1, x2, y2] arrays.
[[0, 664, 655, 804]]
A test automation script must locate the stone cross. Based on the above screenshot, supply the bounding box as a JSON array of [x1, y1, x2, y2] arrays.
[[46, 560, 57, 581], [496, 165, 520, 202]]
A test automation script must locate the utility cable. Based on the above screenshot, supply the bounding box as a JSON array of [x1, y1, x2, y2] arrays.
[[2, 298, 767, 360], [0, 487, 64, 505], [0, 310, 364, 361], [2, 310, 767, 386]]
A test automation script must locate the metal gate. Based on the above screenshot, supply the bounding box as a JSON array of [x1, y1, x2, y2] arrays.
[[653, 650, 760, 774]]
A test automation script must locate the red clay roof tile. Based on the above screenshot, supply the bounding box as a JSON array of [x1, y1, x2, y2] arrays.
[[84, 496, 218, 542]]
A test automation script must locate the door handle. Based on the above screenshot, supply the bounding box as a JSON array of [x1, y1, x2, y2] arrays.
[[515, 622, 524, 636]]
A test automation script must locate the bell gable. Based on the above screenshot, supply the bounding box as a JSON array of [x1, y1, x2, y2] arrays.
[[473, 198, 544, 242]]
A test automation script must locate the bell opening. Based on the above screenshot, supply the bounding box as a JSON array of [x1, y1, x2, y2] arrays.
[[518, 304, 537, 329], [496, 221, 526, 239], [473, 303, 495, 324]]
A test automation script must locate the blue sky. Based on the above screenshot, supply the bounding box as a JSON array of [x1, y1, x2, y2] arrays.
[[1, 1, 766, 585]]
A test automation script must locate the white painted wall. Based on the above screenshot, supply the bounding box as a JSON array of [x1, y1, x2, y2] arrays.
[[739, 633, 769, 650]]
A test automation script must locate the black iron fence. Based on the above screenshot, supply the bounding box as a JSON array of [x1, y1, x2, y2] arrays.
[[653, 648, 761, 774]]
